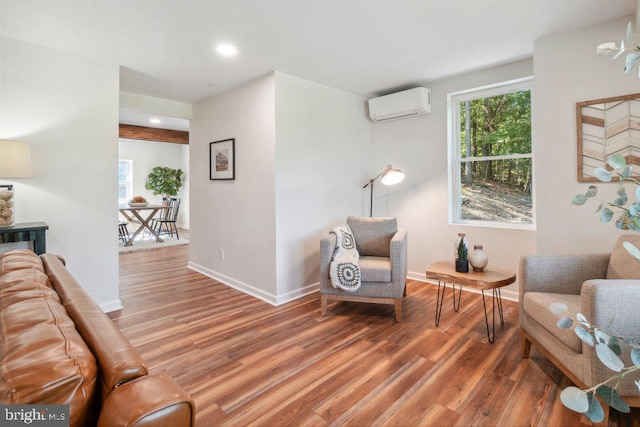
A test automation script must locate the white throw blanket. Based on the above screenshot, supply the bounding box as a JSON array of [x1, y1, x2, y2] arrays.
[[329, 224, 361, 292]]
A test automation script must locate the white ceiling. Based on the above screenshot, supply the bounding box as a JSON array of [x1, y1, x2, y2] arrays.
[[2, 0, 638, 122]]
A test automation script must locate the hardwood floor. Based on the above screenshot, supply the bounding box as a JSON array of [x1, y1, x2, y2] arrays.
[[113, 243, 639, 426]]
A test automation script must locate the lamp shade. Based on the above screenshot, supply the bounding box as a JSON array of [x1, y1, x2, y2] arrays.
[[380, 164, 405, 185], [0, 140, 32, 178]]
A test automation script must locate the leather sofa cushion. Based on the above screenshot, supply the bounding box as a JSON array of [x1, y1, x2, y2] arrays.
[[0, 249, 47, 275], [0, 269, 58, 306], [347, 216, 397, 257], [606, 234, 640, 279], [523, 291, 582, 353], [0, 252, 98, 427]]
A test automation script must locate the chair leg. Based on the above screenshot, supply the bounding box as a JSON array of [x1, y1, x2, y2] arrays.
[[321, 294, 328, 316], [521, 333, 532, 358], [394, 299, 402, 323], [173, 223, 179, 240]]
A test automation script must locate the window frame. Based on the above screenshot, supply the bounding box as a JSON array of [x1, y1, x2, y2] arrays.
[[447, 76, 536, 230], [118, 159, 133, 205]]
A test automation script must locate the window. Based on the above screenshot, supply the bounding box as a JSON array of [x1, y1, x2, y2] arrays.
[[118, 160, 133, 204], [448, 77, 534, 229]]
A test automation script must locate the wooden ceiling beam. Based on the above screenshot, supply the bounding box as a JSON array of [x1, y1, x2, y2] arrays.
[[119, 124, 189, 144]]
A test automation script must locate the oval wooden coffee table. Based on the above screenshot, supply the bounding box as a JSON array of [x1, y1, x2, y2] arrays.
[[426, 260, 516, 343]]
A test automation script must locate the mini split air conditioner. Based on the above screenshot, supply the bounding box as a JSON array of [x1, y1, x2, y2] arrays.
[[368, 87, 431, 122]]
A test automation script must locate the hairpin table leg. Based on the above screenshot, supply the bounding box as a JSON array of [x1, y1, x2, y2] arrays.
[[452, 283, 462, 312], [481, 288, 505, 343], [435, 280, 446, 326]]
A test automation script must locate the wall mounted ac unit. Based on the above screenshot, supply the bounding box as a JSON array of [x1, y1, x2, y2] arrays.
[[368, 87, 431, 122]]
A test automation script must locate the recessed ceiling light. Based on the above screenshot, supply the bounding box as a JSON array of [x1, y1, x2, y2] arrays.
[[216, 43, 237, 56], [149, 118, 162, 124]]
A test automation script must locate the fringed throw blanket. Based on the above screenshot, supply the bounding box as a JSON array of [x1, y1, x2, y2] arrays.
[[330, 224, 361, 292]]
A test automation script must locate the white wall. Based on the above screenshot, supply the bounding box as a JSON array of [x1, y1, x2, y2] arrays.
[[370, 59, 536, 297], [1, 37, 121, 310], [120, 91, 193, 120], [274, 72, 371, 303], [188, 73, 278, 301], [118, 138, 189, 227], [535, 15, 640, 255], [180, 143, 190, 230]]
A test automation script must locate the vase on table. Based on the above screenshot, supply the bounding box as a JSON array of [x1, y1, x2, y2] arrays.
[[0, 185, 15, 228], [469, 245, 489, 272]]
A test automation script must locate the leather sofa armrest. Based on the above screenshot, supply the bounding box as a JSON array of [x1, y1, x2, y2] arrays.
[[97, 374, 195, 427]]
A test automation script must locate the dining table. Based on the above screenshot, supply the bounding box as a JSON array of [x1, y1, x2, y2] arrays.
[[118, 204, 170, 247]]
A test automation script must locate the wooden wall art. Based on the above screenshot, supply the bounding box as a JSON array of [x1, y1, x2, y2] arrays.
[[576, 93, 640, 182]]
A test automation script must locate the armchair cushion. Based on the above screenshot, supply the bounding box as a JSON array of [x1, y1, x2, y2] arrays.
[[606, 234, 640, 279], [359, 256, 392, 282], [523, 292, 582, 353], [347, 216, 397, 257]]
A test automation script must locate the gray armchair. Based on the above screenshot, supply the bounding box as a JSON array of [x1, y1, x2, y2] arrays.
[[320, 216, 407, 322], [520, 235, 640, 422]]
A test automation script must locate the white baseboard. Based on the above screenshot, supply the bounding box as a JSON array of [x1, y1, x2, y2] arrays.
[[407, 270, 519, 302], [275, 282, 320, 305], [100, 299, 124, 313], [188, 262, 320, 306], [188, 261, 282, 306]]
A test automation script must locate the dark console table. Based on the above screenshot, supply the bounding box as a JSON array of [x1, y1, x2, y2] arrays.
[[0, 222, 49, 255]]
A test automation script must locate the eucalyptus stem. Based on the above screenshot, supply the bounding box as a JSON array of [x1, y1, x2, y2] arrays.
[[583, 364, 640, 395]]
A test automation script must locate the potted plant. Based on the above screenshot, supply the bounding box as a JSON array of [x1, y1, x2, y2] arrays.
[[145, 166, 184, 199], [455, 234, 469, 273]]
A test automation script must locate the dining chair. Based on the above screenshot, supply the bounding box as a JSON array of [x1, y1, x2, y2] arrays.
[[118, 221, 130, 242], [152, 197, 181, 239]]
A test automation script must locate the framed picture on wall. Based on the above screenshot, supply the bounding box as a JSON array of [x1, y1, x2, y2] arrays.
[[576, 93, 640, 182], [209, 138, 235, 180]]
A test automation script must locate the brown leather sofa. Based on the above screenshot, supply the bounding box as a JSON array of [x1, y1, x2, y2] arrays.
[[0, 249, 195, 426]]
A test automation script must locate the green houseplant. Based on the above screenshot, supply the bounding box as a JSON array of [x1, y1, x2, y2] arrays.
[[145, 166, 184, 198], [455, 233, 469, 273]]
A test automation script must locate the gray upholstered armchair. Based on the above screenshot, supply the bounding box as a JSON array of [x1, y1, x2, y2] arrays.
[[519, 235, 640, 422], [320, 216, 408, 322]]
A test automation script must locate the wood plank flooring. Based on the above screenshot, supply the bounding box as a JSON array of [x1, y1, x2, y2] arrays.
[[112, 243, 639, 426]]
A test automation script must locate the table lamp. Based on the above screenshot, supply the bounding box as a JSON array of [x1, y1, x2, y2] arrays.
[[0, 140, 33, 228], [363, 164, 405, 217]]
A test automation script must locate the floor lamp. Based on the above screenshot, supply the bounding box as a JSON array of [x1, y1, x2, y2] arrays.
[[362, 164, 405, 217]]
